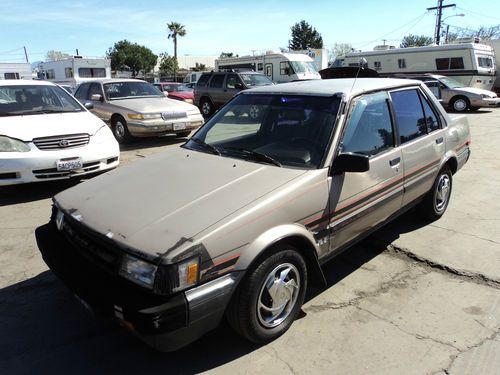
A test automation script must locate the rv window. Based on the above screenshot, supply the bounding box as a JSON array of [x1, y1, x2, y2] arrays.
[[435, 57, 464, 70], [373, 61, 382, 70], [78, 68, 106, 78], [280, 61, 291, 75], [390, 89, 427, 144], [65, 67, 73, 78], [398, 59, 406, 69], [209, 75, 224, 88], [4, 73, 20, 79], [478, 57, 493, 68], [46, 70, 55, 79], [450, 57, 464, 69], [257, 63, 263, 71]]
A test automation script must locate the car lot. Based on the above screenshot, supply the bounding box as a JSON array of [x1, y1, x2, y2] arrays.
[[1, 108, 500, 374]]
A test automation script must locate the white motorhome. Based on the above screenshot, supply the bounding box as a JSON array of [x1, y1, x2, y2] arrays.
[[0, 63, 32, 80], [335, 41, 496, 90], [215, 52, 321, 83], [39, 57, 111, 88]]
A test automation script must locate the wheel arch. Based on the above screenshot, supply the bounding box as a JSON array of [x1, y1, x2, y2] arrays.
[[110, 113, 125, 124], [235, 224, 326, 287]]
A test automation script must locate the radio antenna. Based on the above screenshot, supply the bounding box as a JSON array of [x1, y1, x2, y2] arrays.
[[349, 57, 368, 96]]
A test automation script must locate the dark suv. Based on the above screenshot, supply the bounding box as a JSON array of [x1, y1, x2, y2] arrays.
[[194, 71, 274, 117]]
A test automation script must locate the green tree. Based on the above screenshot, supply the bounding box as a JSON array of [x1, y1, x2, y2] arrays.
[[158, 53, 179, 75], [219, 52, 238, 58], [400, 34, 433, 48], [167, 21, 186, 60], [106, 40, 157, 77], [288, 20, 323, 50], [46, 50, 70, 61], [191, 62, 207, 71]]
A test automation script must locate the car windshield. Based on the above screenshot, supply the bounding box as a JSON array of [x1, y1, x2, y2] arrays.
[[438, 76, 464, 89], [103, 81, 163, 100], [0, 85, 83, 116], [290, 61, 318, 74], [239, 74, 274, 87], [185, 94, 341, 169]]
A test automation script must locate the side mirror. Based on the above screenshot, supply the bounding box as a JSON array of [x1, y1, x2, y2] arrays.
[[91, 94, 103, 102], [234, 83, 243, 90], [330, 153, 370, 176], [84, 102, 94, 110]]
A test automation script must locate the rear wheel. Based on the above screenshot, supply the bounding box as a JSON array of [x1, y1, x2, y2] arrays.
[[418, 167, 453, 221], [450, 96, 470, 112], [112, 116, 133, 144], [226, 245, 307, 344], [200, 98, 214, 117]]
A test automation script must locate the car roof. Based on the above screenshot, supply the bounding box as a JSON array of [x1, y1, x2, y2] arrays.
[[0, 79, 57, 87], [83, 78, 148, 84], [243, 78, 422, 98]]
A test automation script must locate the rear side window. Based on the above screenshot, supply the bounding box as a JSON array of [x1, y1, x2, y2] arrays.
[[341, 91, 394, 156], [209, 75, 225, 88], [74, 83, 90, 100], [390, 89, 427, 143], [419, 92, 440, 132], [196, 74, 210, 87]]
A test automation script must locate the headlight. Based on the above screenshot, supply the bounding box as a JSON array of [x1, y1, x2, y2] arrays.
[[172, 257, 199, 292], [119, 254, 158, 288], [481, 94, 495, 99], [184, 99, 194, 104], [127, 113, 162, 120], [0, 136, 30, 152]]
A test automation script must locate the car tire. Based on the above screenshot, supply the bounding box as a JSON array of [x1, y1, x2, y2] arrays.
[[450, 96, 470, 112], [200, 98, 214, 118], [175, 131, 191, 138], [226, 245, 307, 344], [418, 167, 453, 221], [112, 116, 133, 144]]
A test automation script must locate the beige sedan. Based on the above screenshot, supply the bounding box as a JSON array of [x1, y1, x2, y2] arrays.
[[74, 79, 204, 143]]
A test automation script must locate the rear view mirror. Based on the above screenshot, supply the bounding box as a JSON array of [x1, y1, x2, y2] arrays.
[[91, 94, 103, 102], [330, 153, 370, 175], [84, 102, 94, 110]]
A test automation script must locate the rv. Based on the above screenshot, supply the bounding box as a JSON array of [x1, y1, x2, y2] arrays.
[[215, 52, 321, 83], [38, 57, 111, 88], [335, 41, 496, 90], [0, 63, 32, 80]]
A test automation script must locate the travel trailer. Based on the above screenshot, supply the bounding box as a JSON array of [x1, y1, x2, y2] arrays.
[[334, 41, 496, 90], [38, 57, 111, 88], [0, 63, 32, 80], [215, 52, 321, 83]]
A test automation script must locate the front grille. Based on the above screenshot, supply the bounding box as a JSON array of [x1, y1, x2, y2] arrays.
[[33, 161, 100, 179], [61, 217, 121, 273], [161, 111, 187, 121], [33, 133, 90, 150]]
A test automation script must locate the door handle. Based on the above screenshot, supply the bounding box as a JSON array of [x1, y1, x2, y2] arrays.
[[389, 157, 400, 167], [436, 137, 444, 145]]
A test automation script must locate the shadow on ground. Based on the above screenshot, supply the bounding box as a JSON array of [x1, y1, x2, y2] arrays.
[[0, 179, 81, 206], [0, 210, 429, 374]]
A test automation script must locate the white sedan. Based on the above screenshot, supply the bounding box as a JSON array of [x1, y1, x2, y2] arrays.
[[0, 80, 119, 186]]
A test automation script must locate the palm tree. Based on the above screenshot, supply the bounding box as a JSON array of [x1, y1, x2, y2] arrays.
[[167, 22, 186, 60]]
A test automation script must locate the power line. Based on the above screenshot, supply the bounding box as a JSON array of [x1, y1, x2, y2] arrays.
[[456, 6, 500, 22]]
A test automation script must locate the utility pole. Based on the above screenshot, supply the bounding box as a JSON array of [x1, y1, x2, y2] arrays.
[[23, 46, 29, 63], [427, 1, 456, 45]]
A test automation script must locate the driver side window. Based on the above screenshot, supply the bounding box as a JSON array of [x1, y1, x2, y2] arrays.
[[341, 91, 394, 156]]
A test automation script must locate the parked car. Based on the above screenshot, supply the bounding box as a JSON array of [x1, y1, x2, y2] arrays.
[[394, 73, 500, 112], [153, 82, 194, 103], [74, 79, 204, 143], [194, 71, 274, 117], [36, 78, 470, 351], [0, 80, 119, 186]]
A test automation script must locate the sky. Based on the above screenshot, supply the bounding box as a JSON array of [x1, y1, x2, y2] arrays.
[[0, 0, 499, 63]]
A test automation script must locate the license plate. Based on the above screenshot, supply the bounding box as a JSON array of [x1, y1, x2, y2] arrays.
[[56, 158, 83, 171], [173, 122, 186, 131]]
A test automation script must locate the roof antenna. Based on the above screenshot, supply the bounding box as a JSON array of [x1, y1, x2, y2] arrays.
[[349, 57, 367, 95]]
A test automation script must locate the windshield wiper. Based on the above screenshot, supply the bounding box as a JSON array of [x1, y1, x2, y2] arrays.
[[188, 137, 221, 155], [221, 147, 282, 167]]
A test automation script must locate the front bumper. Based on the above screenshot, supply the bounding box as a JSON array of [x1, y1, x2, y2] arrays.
[[127, 116, 203, 137], [35, 222, 242, 351], [470, 97, 500, 108], [0, 139, 119, 186]]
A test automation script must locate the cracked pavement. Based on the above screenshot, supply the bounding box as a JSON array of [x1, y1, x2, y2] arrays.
[[1, 110, 500, 374]]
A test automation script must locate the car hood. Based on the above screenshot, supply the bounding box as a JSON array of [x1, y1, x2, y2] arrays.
[[110, 97, 198, 113], [0, 111, 105, 141], [452, 87, 497, 97], [54, 147, 306, 258]]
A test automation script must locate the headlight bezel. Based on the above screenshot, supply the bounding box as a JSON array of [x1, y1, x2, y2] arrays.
[[119, 253, 158, 289], [0, 135, 30, 152]]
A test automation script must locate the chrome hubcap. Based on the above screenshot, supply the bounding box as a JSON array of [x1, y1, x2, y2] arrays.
[[257, 263, 300, 328], [436, 174, 451, 211], [454, 99, 467, 111], [202, 102, 211, 115], [115, 121, 125, 139]]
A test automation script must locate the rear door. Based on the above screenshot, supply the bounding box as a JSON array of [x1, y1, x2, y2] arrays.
[[389, 87, 446, 207], [208, 74, 226, 108], [328, 91, 404, 253]]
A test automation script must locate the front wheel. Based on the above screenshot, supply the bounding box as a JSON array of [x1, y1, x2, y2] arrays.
[[450, 96, 470, 112], [418, 167, 453, 221], [112, 116, 133, 144], [226, 246, 307, 344]]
